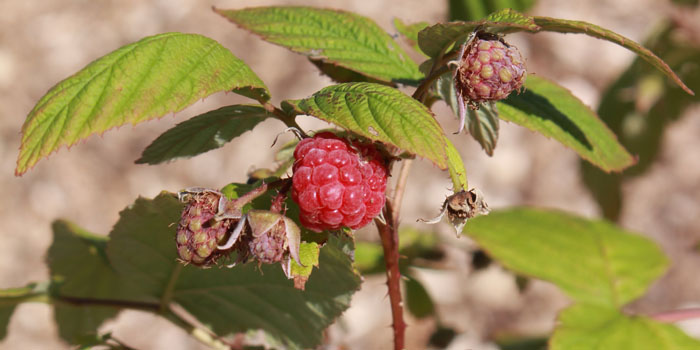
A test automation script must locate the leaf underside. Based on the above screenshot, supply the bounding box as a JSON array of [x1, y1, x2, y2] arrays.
[[216, 6, 423, 84], [16, 32, 269, 175], [136, 105, 273, 165]]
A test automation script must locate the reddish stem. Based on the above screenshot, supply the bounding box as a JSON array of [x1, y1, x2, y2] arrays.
[[375, 200, 405, 350], [651, 307, 700, 323]]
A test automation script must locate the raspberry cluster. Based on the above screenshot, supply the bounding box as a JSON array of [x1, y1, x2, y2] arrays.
[[456, 35, 526, 105], [291, 132, 387, 232]]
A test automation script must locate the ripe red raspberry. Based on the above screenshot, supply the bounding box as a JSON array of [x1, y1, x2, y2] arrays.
[[455, 35, 526, 105], [291, 132, 387, 232]]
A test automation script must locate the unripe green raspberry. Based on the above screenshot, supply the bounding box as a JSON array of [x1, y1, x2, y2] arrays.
[[455, 35, 526, 105]]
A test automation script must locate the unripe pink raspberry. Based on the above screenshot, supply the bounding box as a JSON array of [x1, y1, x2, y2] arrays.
[[291, 132, 388, 232], [249, 220, 286, 263], [455, 35, 526, 106], [176, 190, 234, 266]]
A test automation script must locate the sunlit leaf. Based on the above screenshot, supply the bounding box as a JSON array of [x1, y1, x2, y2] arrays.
[[551, 304, 700, 350], [282, 82, 449, 169], [581, 22, 700, 220], [216, 7, 423, 84], [393, 18, 429, 56], [16, 33, 268, 175], [464, 208, 668, 307], [497, 75, 635, 172]]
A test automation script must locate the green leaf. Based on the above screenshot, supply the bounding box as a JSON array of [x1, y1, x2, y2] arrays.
[[49, 220, 149, 343], [418, 9, 539, 57], [106, 192, 361, 349], [288, 242, 320, 290], [289, 242, 320, 277], [404, 274, 435, 319], [497, 75, 635, 172], [0, 306, 13, 341], [355, 227, 444, 275], [465, 104, 500, 156], [216, 7, 423, 84], [464, 208, 668, 308], [136, 105, 273, 165], [393, 18, 429, 56], [551, 304, 700, 350], [282, 82, 449, 169], [16, 32, 269, 175], [581, 22, 700, 220], [449, 0, 538, 21], [308, 59, 393, 85], [445, 138, 468, 191], [353, 242, 385, 274], [532, 16, 694, 95]]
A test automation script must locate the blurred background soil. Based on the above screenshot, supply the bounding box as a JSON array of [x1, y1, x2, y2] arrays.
[[1, 0, 699, 349]]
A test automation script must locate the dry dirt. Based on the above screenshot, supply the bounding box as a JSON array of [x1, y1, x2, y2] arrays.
[[1, 0, 699, 349]]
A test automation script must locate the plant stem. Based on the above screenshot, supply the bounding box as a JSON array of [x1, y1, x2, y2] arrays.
[[374, 49, 453, 350], [375, 200, 405, 350], [392, 159, 413, 225], [650, 307, 700, 323], [263, 102, 308, 138]]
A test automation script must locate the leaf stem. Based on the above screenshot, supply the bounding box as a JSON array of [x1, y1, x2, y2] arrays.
[[392, 159, 413, 224], [159, 264, 183, 313], [263, 102, 308, 138]]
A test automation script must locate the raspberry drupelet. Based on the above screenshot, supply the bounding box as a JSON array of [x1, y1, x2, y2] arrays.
[[291, 132, 388, 232]]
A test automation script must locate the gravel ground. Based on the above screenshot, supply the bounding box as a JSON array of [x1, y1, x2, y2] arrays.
[[1, 0, 698, 349]]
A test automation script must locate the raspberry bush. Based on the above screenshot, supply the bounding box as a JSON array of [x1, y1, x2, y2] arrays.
[[5, 2, 700, 350]]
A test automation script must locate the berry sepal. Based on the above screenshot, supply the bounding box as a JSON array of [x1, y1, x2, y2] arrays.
[[419, 189, 490, 236]]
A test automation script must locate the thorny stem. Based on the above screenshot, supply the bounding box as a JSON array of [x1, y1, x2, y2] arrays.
[[375, 200, 405, 350], [376, 52, 453, 350]]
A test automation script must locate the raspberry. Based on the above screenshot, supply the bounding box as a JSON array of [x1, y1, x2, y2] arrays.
[[291, 132, 387, 232], [249, 219, 286, 264], [176, 190, 234, 266], [455, 34, 526, 105]]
